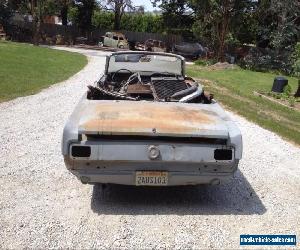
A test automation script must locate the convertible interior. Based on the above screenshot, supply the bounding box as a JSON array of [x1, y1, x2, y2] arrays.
[[87, 53, 213, 104]]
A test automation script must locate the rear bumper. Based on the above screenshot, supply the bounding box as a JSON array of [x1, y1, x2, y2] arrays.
[[71, 170, 235, 186], [65, 155, 239, 185], [63, 138, 241, 186]]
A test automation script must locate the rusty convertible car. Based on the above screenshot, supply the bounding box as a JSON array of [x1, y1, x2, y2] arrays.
[[62, 51, 242, 186]]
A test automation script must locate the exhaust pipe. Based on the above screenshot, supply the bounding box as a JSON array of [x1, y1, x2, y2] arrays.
[[80, 176, 90, 184]]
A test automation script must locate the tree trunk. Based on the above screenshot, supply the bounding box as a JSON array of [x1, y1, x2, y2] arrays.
[[61, 5, 68, 26], [217, 21, 227, 62], [33, 19, 41, 45], [217, 0, 230, 62], [114, 10, 121, 30], [295, 80, 300, 97], [218, 40, 225, 62], [31, 0, 40, 46]]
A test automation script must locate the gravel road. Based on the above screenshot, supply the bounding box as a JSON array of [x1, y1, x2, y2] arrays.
[[0, 48, 299, 249]]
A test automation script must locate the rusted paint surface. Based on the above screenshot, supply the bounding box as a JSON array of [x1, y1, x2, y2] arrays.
[[127, 84, 152, 94], [79, 101, 228, 137]]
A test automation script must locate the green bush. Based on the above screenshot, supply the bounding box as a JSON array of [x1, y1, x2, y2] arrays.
[[92, 10, 114, 30], [288, 97, 296, 107], [92, 11, 164, 34], [283, 84, 292, 96], [292, 42, 300, 77], [0, 1, 12, 30], [240, 47, 293, 75]]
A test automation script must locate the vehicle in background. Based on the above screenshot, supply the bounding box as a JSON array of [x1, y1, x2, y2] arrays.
[[135, 39, 167, 52], [172, 42, 207, 59], [99, 32, 129, 49]]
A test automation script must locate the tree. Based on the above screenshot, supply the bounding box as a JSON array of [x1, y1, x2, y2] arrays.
[[17, 0, 44, 45], [92, 10, 164, 33], [152, 0, 194, 35], [100, 0, 133, 30], [30, 0, 58, 45], [269, 0, 300, 51], [243, 0, 300, 74], [190, 0, 260, 61], [230, 0, 258, 45], [56, 0, 73, 25], [73, 0, 96, 33], [190, 0, 236, 61], [0, 0, 13, 30]]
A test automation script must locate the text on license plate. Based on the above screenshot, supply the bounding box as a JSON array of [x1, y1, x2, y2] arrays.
[[135, 171, 168, 186]]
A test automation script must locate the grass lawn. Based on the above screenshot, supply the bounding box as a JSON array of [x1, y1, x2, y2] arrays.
[[0, 41, 87, 102], [187, 65, 300, 145]]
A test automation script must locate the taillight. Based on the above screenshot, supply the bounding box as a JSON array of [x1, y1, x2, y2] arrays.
[[71, 146, 91, 158], [214, 149, 232, 160]]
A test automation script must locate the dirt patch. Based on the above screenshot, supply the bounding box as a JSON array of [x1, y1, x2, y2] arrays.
[[208, 62, 238, 71]]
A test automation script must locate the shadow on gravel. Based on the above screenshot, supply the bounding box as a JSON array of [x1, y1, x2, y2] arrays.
[[91, 170, 266, 215]]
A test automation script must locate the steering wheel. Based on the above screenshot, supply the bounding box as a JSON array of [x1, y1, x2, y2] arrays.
[[111, 69, 133, 81], [126, 72, 142, 86]]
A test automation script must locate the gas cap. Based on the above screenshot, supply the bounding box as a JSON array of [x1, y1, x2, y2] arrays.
[[148, 145, 160, 160]]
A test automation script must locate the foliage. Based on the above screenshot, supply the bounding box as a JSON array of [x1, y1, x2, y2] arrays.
[[240, 47, 293, 75], [0, 0, 13, 29], [152, 0, 193, 34], [100, 0, 133, 30], [230, 1, 257, 45], [47, 0, 73, 26], [288, 97, 296, 107], [10, 0, 58, 17], [283, 84, 292, 96], [120, 13, 163, 33], [241, 2, 300, 76], [68, 6, 79, 25], [269, 0, 300, 51], [292, 42, 300, 77], [225, 32, 241, 50], [0, 41, 87, 102], [267, 90, 296, 107], [153, 0, 299, 70], [4, 0, 64, 44], [153, 0, 259, 58], [92, 11, 164, 33], [92, 10, 114, 30], [190, 0, 257, 61], [73, 0, 96, 31], [246, 0, 300, 74], [265, 84, 298, 108], [293, 60, 300, 78], [292, 42, 300, 59]]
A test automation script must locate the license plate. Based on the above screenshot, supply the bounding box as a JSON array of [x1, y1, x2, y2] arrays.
[[135, 171, 168, 186]]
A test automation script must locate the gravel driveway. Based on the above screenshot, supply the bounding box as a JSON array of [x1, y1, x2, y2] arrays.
[[0, 48, 299, 249]]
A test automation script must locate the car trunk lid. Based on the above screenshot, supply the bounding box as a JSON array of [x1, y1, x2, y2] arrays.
[[78, 100, 230, 138]]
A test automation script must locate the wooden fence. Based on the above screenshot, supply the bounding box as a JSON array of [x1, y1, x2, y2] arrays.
[[7, 21, 182, 47]]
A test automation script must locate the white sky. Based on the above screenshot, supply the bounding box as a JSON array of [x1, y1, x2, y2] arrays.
[[131, 0, 158, 11]]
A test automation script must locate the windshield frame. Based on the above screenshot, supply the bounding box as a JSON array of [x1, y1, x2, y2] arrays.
[[105, 51, 185, 76]]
